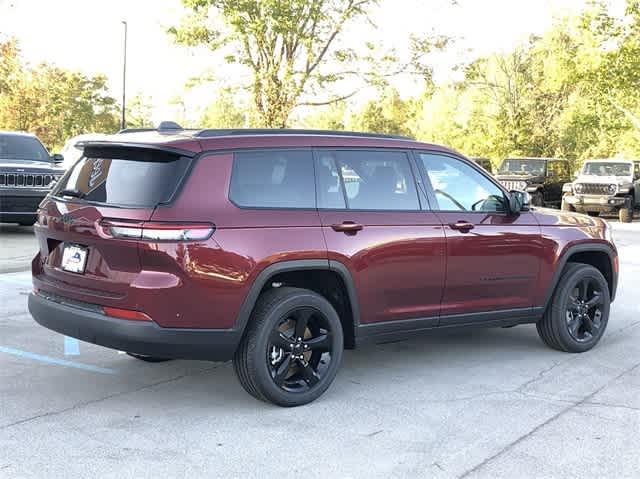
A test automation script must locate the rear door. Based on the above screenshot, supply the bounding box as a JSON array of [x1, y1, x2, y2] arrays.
[[315, 148, 446, 326], [416, 152, 542, 322], [33, 146, 192, 305]]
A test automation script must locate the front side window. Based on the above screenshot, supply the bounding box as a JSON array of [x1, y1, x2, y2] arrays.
[[420, 153, 506, 212], [229, 150, 315, 208], [316, 150, 420, 211]]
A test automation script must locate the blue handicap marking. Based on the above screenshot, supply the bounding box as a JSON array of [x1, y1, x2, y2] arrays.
[[0, 346, 116, 374], [64, 336, 80, 355]]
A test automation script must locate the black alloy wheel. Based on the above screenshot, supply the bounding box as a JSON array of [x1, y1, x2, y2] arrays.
[[234, 287, 344, 406], [537, 263, 610, 353], [565, 277, 605, 343], [267, 307, 334, 393]]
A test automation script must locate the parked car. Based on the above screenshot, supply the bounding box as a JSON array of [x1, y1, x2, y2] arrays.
[[0, 131, 65, 225], [495, 157, 571, 207], [29, 128, 618, 406], [562, 159, 639, 222], [471, 157, 493, 173]]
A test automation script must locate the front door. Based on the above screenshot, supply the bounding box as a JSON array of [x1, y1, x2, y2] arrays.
[[315, 148, 446, 326], [417, 152, 543, 324]]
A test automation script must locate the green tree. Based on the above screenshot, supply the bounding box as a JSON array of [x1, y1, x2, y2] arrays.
[[169, 0, 448, 128], [126, 93, 154, 128], [201, 88, 248, 127], [0, 39, 119, 149], [349, 87, 412, 136]]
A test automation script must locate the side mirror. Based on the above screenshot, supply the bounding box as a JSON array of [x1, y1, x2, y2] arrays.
[[50, 153, 64, 164], [509, 190, 530, 214]]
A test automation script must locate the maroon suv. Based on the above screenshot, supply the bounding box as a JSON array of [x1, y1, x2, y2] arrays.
[[29, 129, 618, 406]]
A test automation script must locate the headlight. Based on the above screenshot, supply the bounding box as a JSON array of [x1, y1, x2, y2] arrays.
[[574, 183, 584, 194], [608, 184, 617, 195], [562, 183, 573, 193]]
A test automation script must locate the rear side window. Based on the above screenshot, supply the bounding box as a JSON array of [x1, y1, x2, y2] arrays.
[[229, 150, 315, 208], [316, 150, 420, 210], [54, 156, 190, 207]]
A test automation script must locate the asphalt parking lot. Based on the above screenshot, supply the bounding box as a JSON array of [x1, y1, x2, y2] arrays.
[[1, 221, 639, 478]]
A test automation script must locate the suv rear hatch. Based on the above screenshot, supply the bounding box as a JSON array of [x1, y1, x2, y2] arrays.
[[32, 143, 197, 310]]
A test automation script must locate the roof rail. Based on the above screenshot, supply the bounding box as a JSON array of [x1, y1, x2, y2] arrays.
[[194, 128, 414, 140]]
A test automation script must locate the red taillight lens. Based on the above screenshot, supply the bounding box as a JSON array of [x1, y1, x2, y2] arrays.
[[98, 220, 214, 242], [103, 306, 152, 321]]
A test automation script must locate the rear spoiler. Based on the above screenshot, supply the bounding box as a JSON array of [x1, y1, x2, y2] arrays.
[[76, 141, 197, 161]]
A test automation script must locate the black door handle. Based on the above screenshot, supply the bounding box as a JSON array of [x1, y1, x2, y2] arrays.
[[331, 222, 364, 234], [449, 221, 475, 232]]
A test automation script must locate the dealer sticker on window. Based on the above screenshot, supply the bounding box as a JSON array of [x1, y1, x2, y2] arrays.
[[61, 244, 88, 274]]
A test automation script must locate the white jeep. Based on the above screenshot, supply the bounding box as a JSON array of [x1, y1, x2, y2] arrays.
[[562, 159, 640, 222]]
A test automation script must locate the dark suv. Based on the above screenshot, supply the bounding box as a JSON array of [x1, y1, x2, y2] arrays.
[[29, 129, 618, 406], [496, 157, 571, 207], [0, 131, 65, 225]]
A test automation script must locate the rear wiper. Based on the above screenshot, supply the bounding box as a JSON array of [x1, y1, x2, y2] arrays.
[[59, 188, 85, 198]]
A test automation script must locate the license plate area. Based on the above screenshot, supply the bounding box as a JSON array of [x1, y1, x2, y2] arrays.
[[61, 243, 88, 274]]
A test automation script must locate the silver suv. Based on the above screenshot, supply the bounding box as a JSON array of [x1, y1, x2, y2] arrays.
[[562, 159, 640, 222]]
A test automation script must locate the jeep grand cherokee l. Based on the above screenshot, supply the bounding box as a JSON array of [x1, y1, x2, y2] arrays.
[[29, 129, 618, 406], [0, 131, 65, 225]]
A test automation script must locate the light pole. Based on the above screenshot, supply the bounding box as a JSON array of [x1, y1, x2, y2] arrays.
[[121, 20, 128, 130]]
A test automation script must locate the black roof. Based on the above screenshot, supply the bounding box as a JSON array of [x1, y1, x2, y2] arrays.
[[116, 126, 413, 141]]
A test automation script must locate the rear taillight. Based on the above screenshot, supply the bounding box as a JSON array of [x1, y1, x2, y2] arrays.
[[103, 306, 152, 321], [98, 220, 214, 242]]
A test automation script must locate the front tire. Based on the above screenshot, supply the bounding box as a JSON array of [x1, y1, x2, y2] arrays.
[[531, 192, 544, 207], [233, 287, 344, 407], [619, 205, 633, 223], [536, 263, 610, 353]]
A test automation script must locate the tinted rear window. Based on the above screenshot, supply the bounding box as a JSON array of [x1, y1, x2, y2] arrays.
[[54, 156, 190, 207], [229, 150, 315, 208], [0, 135, 49, 161]]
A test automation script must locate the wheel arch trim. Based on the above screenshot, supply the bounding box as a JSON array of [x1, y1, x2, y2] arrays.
[[233, 259, 360, 334], [543, 243, 618, 307]]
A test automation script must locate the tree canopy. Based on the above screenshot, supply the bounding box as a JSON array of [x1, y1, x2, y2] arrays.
[[0, 39, 119, 150]]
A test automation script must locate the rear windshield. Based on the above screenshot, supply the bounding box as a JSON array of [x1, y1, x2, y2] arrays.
[[0, 134, 49, 161], [53, 156, 190, 207]]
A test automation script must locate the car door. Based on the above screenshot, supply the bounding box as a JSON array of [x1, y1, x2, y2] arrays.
[[315, 148, 446, 326], [416, 151, 543, 324]]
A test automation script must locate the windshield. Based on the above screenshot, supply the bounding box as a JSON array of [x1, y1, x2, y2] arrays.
[[498, 159, 546, 176], [0, 134, 49, 161], [582, 162, 631, 177]]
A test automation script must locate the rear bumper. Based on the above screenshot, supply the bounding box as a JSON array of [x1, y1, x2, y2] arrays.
[[28, 292, 240, 361]]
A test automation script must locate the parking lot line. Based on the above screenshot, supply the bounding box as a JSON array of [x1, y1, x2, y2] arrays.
[[0, 346, 116, 374], [63, 336, 80, 355]]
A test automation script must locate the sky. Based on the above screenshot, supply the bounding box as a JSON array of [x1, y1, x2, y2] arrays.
[[0, 0, 627, 124]]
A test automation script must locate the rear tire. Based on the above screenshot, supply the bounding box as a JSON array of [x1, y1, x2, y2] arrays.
[[126, 352, 172, 362], [619, 205, 633, 223], [233, 287, 344, 407], [536, 263, 609, 353]]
